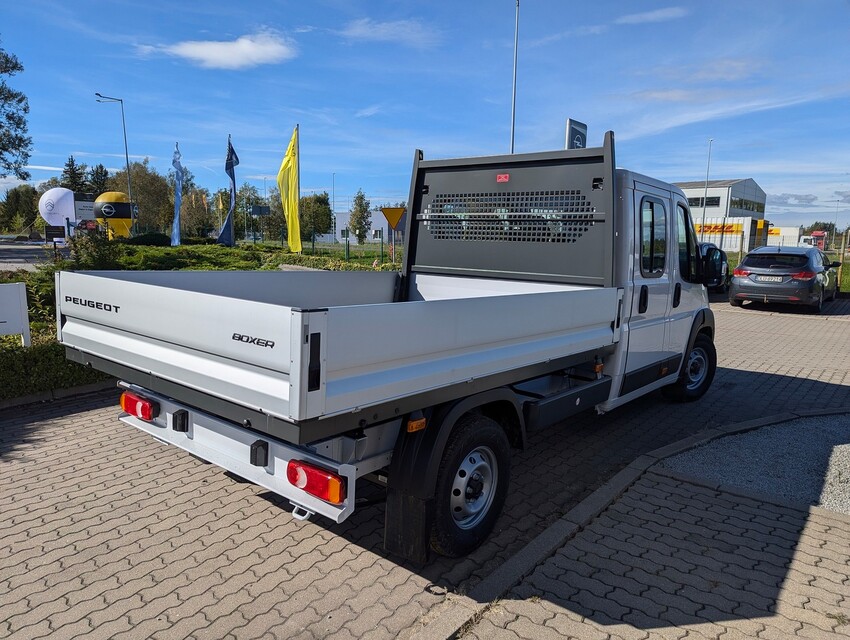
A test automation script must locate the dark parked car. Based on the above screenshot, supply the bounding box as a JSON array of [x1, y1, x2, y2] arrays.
[[729, 245, 841, 313], [700, 242, 729, 293]]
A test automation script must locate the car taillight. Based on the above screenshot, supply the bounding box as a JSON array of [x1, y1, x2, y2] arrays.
[[791, 271, 816, 281], [286, 460, 346, 505], [733, 268, 750, 277], [120, 391, 159, 421]]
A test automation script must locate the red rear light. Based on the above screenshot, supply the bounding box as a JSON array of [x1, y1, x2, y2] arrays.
[[286, 460, 346, 505], [120, 391, 159, 421], [733, 267, 750, 277], [791, 271, 816, 281]]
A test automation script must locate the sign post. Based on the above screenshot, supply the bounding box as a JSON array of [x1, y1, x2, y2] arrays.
[[381, 207, 406, 265]]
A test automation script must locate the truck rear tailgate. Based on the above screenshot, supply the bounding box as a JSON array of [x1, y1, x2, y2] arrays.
[[57, 270, 399, 422]]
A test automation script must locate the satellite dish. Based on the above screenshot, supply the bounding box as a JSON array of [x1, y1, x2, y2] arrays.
[[38, 188, 75, 227]]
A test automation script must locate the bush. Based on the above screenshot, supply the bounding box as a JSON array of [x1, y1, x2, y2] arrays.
[[0, 331, 111, 401], [181, 236, 217, 245], [119, 232, 171, 246]]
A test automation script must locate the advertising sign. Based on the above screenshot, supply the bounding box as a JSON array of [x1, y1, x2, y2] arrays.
[[565, 119, 588, 150]]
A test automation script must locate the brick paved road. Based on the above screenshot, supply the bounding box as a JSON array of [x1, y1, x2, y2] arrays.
[[2, 298, 850, 639], [467, 470, 850, 640]]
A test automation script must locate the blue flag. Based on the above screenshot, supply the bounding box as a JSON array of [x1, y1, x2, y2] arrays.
[[217, 135, 240, 247], [170, 142, 183, 246]]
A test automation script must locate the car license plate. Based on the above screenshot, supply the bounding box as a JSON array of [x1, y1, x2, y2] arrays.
[[756, 275, 783, 282]]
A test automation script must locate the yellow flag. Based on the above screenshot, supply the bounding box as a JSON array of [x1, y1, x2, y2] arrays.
[[277, 125, 302, 253]]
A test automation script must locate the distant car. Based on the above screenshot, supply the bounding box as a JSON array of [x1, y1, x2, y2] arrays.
[[729, 245, 841, 313], [699, 242, 729, 293]]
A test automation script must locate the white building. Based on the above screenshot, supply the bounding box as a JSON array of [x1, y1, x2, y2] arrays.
[[674, 178, 768, 253]]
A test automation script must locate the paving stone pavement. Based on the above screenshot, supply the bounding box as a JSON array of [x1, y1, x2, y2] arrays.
[[463, 470, 850, 640], [2, 297, 850, 639]]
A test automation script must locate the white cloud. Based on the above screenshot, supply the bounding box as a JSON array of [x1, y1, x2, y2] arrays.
[[24, 165, 64, 172], [768, 193, 819, 206], [528, 25, 608, 48], [615, 7, 688, 25], [355, 105, 382, 118], [836, 190, 850, 203], [140, 30, 297, 70], [340, 18, 440, 48]]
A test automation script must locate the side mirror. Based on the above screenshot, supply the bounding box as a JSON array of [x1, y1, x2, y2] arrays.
[[832, 261, 842, 268], [701, 246, 722, 284]]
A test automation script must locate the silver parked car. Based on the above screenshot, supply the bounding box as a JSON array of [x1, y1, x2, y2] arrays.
[[729, 245, 841, 313]]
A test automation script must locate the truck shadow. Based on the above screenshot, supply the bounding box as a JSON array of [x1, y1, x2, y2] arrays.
[[261, 365, 849, 631], [709, 290, 850, 316], [0, 390, 119, 461]]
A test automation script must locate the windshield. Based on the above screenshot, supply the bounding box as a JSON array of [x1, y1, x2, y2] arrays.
[[741, 253, 808, 269]]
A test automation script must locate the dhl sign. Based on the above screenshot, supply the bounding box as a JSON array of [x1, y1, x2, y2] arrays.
[[695, 223, 743, 234]]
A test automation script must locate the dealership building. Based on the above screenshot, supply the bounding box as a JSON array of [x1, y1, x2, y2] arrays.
[[673, 178, 769, 253]]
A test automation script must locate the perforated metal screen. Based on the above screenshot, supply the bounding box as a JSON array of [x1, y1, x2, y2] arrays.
[[422, 190, 599, 244]]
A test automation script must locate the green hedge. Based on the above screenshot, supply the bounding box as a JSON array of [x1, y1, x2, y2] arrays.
[[0, 333, 111, 401]]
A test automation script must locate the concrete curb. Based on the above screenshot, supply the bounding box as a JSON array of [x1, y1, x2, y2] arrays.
[[0, 379, 117, 411], [412, 406, 850, 640]]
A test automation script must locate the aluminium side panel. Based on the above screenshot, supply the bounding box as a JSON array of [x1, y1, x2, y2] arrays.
[[319, 287, 620, 417]]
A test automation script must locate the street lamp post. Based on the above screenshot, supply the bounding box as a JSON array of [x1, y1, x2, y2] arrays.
[[700, 138, 714, 241], [509, 0, 519, 154], [834, 199, 841, 250], [95, 92, 134, 233]]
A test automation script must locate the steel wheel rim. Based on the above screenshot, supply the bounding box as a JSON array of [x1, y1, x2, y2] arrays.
[[450, 446, 497, 530], [685, 347, 708, 391]]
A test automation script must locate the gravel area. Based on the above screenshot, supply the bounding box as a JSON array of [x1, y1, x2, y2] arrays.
[[661, 415, 850, 514]]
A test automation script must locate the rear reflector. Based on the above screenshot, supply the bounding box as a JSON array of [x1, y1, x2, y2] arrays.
[[791, 271, 816, 281], [120, 391, 159, 421], [286, 460, 346, 505]]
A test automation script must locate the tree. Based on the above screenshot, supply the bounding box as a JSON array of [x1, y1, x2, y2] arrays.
[[299, 192, 333, 241], [266, 185, 287, 244], [60, 155, 89, 192], [348, 189, 371, 244], [88, 164, 109, 196], [107, 158, 170, 232], [0, 39, 32, 180], [236, 183, 261, 241], [36, 176, 61, 194], [0, 184, 37, 232]]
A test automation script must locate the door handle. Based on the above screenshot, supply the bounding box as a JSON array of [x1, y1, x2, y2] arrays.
[[639, 285, 648, 313], [673, 282, 681, 308]]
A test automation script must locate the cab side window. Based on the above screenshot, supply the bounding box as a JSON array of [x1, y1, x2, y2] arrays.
[[676, 203, 699, 283], [640, 197, 666, 277]]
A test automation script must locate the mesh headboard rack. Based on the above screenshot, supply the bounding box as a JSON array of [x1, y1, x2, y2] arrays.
[[401, 131, 617, 290]]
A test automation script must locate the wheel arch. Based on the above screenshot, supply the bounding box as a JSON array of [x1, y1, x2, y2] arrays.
[[383, 387, 525, 562]]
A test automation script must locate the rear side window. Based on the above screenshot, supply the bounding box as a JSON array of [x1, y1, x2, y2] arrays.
[[640, 197, 666, 277], [741, 253, 808, 269]]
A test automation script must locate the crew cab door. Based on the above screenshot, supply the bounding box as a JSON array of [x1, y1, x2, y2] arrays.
[[625, 184, 674, 376], [666, 198, 705, 357]]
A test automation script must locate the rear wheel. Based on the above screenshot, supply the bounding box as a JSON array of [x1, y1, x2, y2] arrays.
[[664, 333, 717, 402], [810, 289, 824, 314], [729, 298, 743, 307], [430, 414, 511, 557]]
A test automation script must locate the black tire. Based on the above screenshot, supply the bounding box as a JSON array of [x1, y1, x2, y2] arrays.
[[430, 414, 511, 558], [810, 289, 824, 314], [729, 298, 743, 307], [664, 333, 717, 402]]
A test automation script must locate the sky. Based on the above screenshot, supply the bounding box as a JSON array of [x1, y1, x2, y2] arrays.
[[2, 0, 850, 229]]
